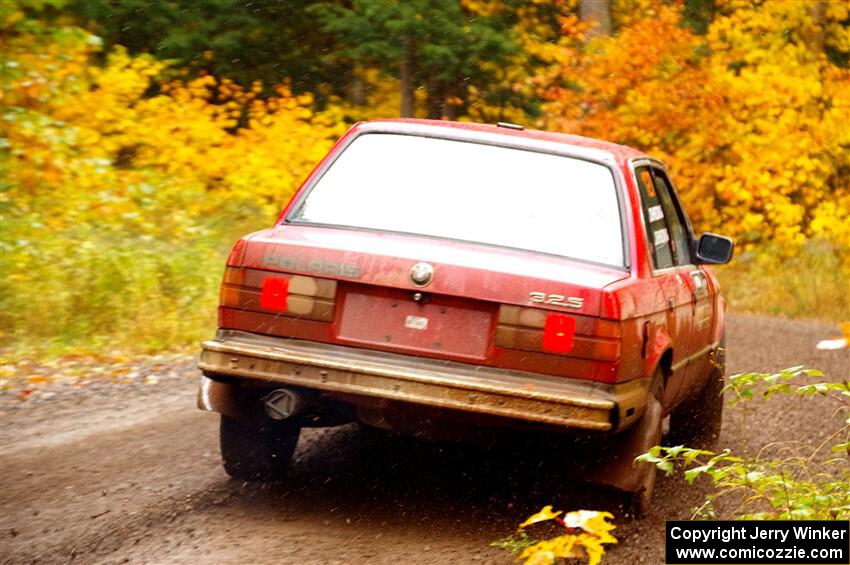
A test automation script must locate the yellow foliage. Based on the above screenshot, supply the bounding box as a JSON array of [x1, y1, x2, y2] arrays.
[[538, 1, 850, 260], [3, 31, 343, 227], [513, 507, 617, 565], [518, 505, 563, 529], [0, 27, 342, 353]]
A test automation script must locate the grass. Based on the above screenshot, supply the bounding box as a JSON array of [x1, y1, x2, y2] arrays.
[[0, 215, 257, 361], [714, 239, 850, 323]]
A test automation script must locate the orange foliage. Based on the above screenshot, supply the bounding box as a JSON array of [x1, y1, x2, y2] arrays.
[[538, 1, 850, 256]]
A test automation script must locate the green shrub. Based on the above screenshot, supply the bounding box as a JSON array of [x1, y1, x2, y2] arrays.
[[638, 367, 850, 520]]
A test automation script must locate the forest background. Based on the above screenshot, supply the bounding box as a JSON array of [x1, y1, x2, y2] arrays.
[[1, 0, 848, 359]]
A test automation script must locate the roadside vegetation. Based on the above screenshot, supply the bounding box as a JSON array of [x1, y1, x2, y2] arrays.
[[639, 366, 849, 520], [2, 0, 849, 359], [716, 240, 850, 323]]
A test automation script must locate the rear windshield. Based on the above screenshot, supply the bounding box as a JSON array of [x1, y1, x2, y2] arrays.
[[288, 133, 624, 267]]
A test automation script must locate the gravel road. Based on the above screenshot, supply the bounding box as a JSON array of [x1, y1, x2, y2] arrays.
[[1, 314, 848, 565]]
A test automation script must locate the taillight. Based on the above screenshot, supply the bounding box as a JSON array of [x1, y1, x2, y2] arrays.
[[496, 305, 620, 361], [222, 266, 245, 286], [219, 267, 336, 322], [220, 285, 241, 308], [260, 277, 289, 312], [543, 313, 576, 353]]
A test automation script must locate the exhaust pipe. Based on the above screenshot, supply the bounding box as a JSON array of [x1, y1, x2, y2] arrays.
[[263, 389, 305, 420]]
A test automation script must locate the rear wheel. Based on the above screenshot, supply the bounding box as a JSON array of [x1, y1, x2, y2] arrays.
[[220, 415, 301, 480], [624, 392, 662, 517], [592, 370, 663, 518], [669, 366, 724, 449], [669, 339, 725, 450]]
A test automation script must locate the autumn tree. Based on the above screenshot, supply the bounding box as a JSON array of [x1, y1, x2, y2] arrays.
[[1, 4, 352, 350], [538, 0, 850, 256]]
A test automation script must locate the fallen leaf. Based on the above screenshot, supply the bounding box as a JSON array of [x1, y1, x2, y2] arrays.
[[27, 375, 54, 385], [816, 338, 848, 351], [518, 506, 563, 529], [563, 511, 617, 544]]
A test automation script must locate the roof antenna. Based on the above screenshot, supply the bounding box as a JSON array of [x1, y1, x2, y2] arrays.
[[496, 121, 525, 130]]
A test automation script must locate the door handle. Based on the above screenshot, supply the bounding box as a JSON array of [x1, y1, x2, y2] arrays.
[[667, 297, 675, 310], [690, 270, 708, 299]]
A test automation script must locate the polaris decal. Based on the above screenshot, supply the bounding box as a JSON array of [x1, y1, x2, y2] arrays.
[[262, 254, 362, 278]]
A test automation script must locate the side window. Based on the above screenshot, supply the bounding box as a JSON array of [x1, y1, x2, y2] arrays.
[[635, 167, 674, 269], [650, 169, 693, 266]]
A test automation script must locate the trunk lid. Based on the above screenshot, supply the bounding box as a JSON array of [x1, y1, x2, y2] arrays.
[[240, 224, 628, 317]]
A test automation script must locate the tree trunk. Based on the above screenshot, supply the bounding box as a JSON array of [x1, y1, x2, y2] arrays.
[[346, 71, 366, 106], [579, 0, 612, 38], [400, 37, 416, 117], [805, 0, 827, 54], [426, 78, 444, 120], [444, 83, 465, 121], [445, 90, 460, 121]]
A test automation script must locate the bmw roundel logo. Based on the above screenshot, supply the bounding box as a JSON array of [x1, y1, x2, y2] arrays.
[[409, 262, 434, 287]]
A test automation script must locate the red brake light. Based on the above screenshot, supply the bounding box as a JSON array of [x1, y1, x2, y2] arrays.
[[260, 277, 289, 312], [543, 314, 576, 353]]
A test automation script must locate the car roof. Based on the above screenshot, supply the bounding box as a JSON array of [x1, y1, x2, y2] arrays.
[[353, 118, 650, 164]]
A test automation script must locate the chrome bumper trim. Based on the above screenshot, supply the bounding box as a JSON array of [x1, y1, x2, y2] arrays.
[[198, 330, 632, 431]]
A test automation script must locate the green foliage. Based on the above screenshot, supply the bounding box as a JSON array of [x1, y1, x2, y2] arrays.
[[309, 0, 519, 117], [311, 0, 515, 76], [723, 366, 834, 403], [493, 530, 539, 555], [64, 0, 344, 94], [638, 367, 850, 520], [681, 0, 716, 35]]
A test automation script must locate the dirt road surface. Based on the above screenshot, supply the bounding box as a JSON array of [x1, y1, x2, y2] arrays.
[[1, 314, 848, 565]]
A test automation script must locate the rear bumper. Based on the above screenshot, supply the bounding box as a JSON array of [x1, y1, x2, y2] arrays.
[[198, 330, 648, 432]]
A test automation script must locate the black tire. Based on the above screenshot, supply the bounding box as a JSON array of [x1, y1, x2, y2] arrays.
[[625, 393, 662, 518], [669, 364, 724, 450], [617, 370, 663, 518], [220, 415, 301, 480], [625, 455, 658, 518]]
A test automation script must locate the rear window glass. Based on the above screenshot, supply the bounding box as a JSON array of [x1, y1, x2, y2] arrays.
[[289, 133, 624, 267]]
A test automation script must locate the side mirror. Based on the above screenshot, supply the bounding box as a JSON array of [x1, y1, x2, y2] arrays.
[[695, 233, 734, 264]]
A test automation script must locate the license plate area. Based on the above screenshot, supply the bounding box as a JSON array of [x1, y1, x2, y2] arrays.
[[337, 286, 493, 360]]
